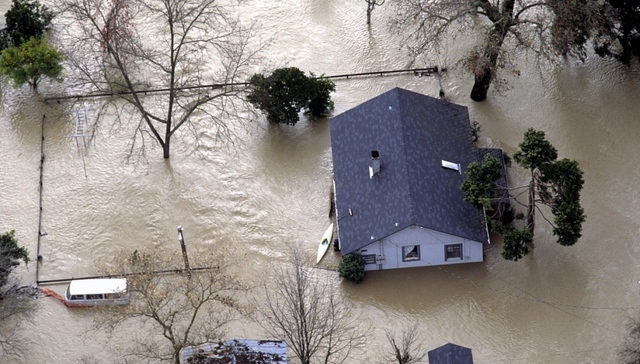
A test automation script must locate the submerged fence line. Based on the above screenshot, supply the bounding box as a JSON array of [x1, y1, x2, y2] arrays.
[[43, 67, 444, 102], [35, 66, 438, 286], [37, 264, 338, 286], [35, 114, 46, 284], [37, 266, 220, 286]]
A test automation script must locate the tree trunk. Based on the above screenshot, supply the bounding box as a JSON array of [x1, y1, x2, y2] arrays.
[[526, 178, 535, 234], [163, 139, 171, 159], [470, 67, 491, 102], [469, 0, 514, 102]]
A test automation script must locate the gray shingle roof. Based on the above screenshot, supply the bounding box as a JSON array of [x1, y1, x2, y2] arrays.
[[330, 88, 488, 255], [428, 342, 474, 364]]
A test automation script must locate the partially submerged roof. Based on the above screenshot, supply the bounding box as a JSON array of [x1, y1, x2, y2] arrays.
[[180, 339, 287, 364], [427, 342, 474, 364], [330, 88, 488, 255], [68, 278, 127, 295]]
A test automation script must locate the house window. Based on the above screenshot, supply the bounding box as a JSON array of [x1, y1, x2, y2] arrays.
[[402, 245, 420, 262], [445, 244, 463, 261], [362, 254, 377, 265]]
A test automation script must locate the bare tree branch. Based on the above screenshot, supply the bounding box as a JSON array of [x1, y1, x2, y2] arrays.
[[252, 246, 367, 364], [94, 249, 247, 364], [56, 0, 267, 159], [381, 324, 426, 364]]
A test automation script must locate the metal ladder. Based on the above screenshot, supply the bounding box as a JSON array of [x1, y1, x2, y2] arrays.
[[74, 107, 88, 138], [72, 105, 93, 178]]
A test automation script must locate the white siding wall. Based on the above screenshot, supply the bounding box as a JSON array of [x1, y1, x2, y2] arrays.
[[358, 225, 484, 271]]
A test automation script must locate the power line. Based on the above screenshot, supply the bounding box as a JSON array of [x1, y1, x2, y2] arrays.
[[382, 239, 629, 335], [483, 346, 620, 363], [432, 262, 628, 335], [43, 67, 443, 102]]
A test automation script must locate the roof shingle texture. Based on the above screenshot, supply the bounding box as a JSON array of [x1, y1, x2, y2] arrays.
[[428, 342, 474, 364], [330, 88, 488, 255]]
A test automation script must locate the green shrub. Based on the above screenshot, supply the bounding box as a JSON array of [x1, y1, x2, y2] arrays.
[[304, 74, 335, 119], [247, 67, 335, 126], [338, 254, 365, 283]]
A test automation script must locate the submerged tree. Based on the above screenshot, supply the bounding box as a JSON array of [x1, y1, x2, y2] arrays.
[[96, 249, 245, 364], [392, 0, 607, 101], [0, 36, 63, 89], [247, 67, 335, 126], [0, 230, 36, 358], [594, 0, 640, 64], [252, 247, 366, 364], [620, 316, 640, 364], [382, 324, 426, 364], [0, 231, 29, 289], [0, 0, 53, 50], [59, 0, 264, 159], [461, 128, 586, 260], [365, 0, 385, 25]]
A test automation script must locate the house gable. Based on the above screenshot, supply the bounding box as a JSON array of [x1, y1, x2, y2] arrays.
[[330, 88, 488, 256], [428, 342, 474, 364], [356, 225, 485, 270]]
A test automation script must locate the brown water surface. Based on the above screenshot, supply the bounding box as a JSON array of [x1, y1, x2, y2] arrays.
[[1, 0, 640, 363]]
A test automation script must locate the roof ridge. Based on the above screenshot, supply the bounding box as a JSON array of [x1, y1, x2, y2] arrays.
[[395, 89, 418, 224]]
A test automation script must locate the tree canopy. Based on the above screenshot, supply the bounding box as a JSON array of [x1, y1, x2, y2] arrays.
[[0, 230, 29, 291], [247, 67, 335, 126], [461, 128, 586, 261], [96, 249, 245, 364], [0, 35, 63, 89], [392, 0, 607, 101], [594, 0, 640, 64], [60, 0, 263, 159], [252, 248, 365, 364], [0, 230, 35, 358], [0, 0, 53, 50]]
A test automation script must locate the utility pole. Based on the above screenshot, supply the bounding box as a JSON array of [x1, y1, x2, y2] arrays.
[[177, 226, 191, 278]]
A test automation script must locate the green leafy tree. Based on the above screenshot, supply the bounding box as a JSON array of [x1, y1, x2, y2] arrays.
[[0, 0, 53, 50], [247, 67, 336, 126], [461, 153, 504, 210], [305, 74, 335, 119], [0, 230, 29, 291], [248, 67, 310, 126], [461, 129, 586, 261], [501, 227, 533, 261], [0, 36, 63, 89]]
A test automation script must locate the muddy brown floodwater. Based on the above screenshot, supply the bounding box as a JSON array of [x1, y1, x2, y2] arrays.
[[1, 0, 640, 363]]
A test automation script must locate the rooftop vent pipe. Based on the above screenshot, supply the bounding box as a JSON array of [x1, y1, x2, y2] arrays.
[[369, 150, 381, 178]]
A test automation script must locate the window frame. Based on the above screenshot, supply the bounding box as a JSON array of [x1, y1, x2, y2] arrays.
[[361, 254, 377, 265], [444, 243, 463, 261], [402, 245, 420, 262]]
